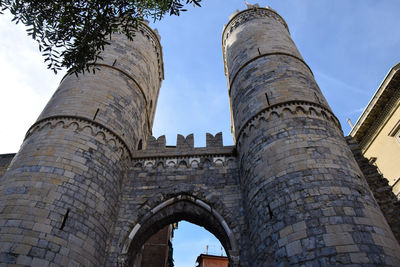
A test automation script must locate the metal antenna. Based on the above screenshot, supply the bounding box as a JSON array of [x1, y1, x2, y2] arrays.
[[347, 118, 354, 128]]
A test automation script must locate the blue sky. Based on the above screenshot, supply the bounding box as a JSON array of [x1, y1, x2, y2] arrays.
[[173, 221, 226, 267], [0, 1, 399, 266], [150, 0, 399, 147]]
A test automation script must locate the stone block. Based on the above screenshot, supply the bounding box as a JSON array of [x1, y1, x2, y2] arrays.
[[336, 244, 359, 253], [31, 257, 50, 267], [146, 136, 166, 150], [280, 225, 293, 238], [343, 207, 356, 216], [206, 132, 223, 148], [286, 240, 302, 257], [288, 230, 307, 243], [292, 221, 306, 232], [16, 255, 32, 265], [350, 252, 370, 264], [177, 134, 194, 149], [323, 232, 354, 246]]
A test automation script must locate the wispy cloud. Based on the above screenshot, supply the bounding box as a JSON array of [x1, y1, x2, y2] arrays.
[[347, 107, 365, 115], [315, 70, 369, 95]]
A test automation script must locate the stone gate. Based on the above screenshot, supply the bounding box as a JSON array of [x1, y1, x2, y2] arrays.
[[111, 133, 242, 266], [1, 5, 400, 267]]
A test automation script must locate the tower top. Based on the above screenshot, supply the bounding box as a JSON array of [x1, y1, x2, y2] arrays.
[[222, 6, 289, 77], [245, 2, 260, 9]]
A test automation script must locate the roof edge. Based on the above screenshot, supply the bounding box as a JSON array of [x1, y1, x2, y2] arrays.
[[349, 62, 400, 137]]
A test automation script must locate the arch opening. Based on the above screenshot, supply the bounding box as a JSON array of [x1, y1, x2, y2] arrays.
[[120, 195, 239, 266], [174, 221, 227, 266]]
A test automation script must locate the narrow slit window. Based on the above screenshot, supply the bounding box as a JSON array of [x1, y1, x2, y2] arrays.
[[93, 108, 100, 120], [138, 139, 143, 150], [60, 208, 70, 230], [267, 204, 273, 218], [265, 93, 270, 106]]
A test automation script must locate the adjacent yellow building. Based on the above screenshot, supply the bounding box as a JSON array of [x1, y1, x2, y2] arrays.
[[350, 63, 400, 196]]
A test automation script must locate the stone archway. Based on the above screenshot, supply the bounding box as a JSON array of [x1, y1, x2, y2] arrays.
[[119, 195, 240, 266]]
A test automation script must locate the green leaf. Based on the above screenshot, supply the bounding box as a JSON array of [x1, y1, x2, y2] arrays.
[[2, 0, 203, 74]]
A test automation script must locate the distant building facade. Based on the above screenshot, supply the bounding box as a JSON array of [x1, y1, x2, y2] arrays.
[[350, 63, 400, 197], [196, 254, 228, 267], [134, 225, 174, 267]]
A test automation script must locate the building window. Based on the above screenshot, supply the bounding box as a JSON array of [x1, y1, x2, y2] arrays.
[[388, 120, 400, 143]]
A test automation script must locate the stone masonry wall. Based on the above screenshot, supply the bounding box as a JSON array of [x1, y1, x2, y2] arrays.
[[0, 22, 163, 266], [0, 119, 129, 266], [346, 136, 400, 244], [3, 133, 400, 266], [3, 132, 400, 266], [106, 133, 244, 266], [0, 154, 15, 177]]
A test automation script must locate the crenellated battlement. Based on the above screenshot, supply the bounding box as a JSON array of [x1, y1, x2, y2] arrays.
[[133, 132, 234, 161], [145, 132, 225, 150], [222, 5, 289, 77], [222, 6, 288, 47], [146, 135, 167, 150]]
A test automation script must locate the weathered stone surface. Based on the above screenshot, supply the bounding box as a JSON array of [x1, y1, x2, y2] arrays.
[[1, 5, 400, 267], [0, 153, 15, 177], [0, 22, 163, 266], [106, 144, 242, 266], [223, 5, 400, 266], [206, 132, 223, 148], [346, 136, 400, 244]]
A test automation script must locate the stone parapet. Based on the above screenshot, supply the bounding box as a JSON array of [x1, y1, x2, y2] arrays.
[[235, 99, 339, 144], [26, 115, 132, 159], [134, 133, 234, 160]]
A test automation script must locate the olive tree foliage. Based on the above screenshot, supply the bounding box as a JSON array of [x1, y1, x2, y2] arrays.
[[0, 0, 201, 74]]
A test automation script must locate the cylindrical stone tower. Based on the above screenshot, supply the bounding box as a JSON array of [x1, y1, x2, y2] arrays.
[[0, 22, 163, 266], [223, 6, 400, 266]]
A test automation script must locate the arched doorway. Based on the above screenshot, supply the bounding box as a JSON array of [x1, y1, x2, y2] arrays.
[[119, 195, 240, 266]]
